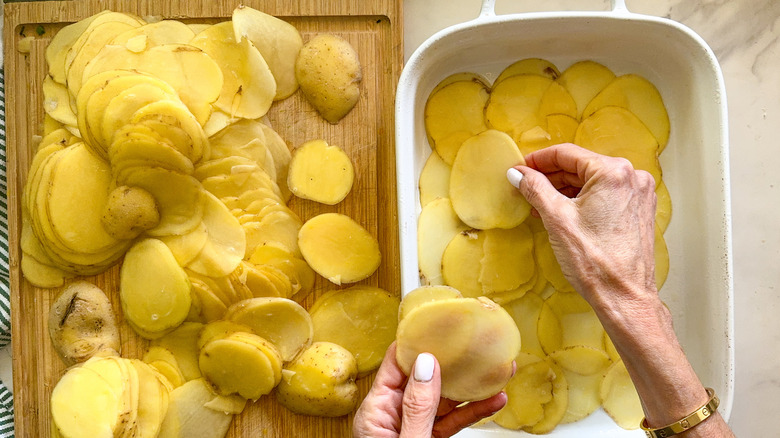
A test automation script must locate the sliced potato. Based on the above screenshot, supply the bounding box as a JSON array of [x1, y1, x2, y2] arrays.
[[484, 74, 553, 142], [152, 322, 204, 382], [503, 292, 546, 358], [522, 359, 569, 434], [655, 224, 670, 289], [46, 10, 113, 83], [441, 229, 484, 297], [398, 285, 462, 321], [287, 139, 354, 205], [533, 230, 575, 292], [111, 20, 196, 49], [480, 224, 535, 294], [157, 378, 234, 438], [450, 130, 531, 229], [549, 345, 611, 376], [493, 355, 555, 430], [424, 78, 489, 164], [517, 114, 579, 157], [43, 75, 77, 127], [185, 192, 246, 278], [556, 60, 616, 119], [495, 58, 560, 85], [600, 360, 644, 429], [396, 296, 520, 402], [51, 364, 123, 437], [656, 180, 672, 232], [158, 222, 209, 267], [298, 213, 381, 285], [310, 286, 399, 376], [417, 198, 467, 286], [559, 369, 603, 424], [418, 151, 451, 206]]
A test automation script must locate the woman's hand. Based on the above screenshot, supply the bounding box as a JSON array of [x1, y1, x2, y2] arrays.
[[353, 342, 507, 438]]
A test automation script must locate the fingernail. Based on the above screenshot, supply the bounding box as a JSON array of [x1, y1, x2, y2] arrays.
[[506, 168, 523, 189], [414, 353, 435, 382]]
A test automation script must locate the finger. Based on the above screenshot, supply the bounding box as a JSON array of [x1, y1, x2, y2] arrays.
[[507, 166, 573, 221], [399, 353, 441, 438], [370, 342, 407, 393], [544, 170, 586, 190], [524, 143, 606, 183], [436, 399, 461, 417], [432, 392, 508, 438]]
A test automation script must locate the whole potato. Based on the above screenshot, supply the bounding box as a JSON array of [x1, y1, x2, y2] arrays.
[[275, 342, 358, 417], [101, 185, 160, 239], [295, 34, 362, 124]]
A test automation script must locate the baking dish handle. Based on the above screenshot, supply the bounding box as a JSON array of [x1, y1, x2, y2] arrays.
[[478, 0, 630, 18]]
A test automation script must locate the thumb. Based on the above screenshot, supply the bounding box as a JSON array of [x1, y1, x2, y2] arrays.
[[507, 166, 572, 220], [399, 353, 441, 438]]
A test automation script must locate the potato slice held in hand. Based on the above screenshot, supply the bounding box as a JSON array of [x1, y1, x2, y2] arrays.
[[276, 342, 359, 417], [298, 213, 381, 285], [295, 34, 362, 124], [450, 130, 531, 229], [288, 139, 354, 205], [396, 296, 520, 401], [49, 281, 120, 366], [310, 286, 399, 376]]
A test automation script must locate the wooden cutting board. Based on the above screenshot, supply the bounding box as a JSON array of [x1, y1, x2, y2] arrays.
[[3, 0, 402, 436]]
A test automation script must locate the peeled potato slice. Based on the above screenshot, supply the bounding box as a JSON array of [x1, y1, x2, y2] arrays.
[[396, 296, 520, 401], [424, 78, 489, 164], [120, 239, 192, 338], [298, 213, 381, 285], [225, 297, 313, 362], [450, 130, 531, 229], [418, 151, 451, 207], [417, 198, 467, 286], [582, 73, 671, 150], [495, 58, 560, 85], [556, 60, 616, 119], [310, 286, 399, 376], [287, 139, 354, 204], [600, 360, 644, 429], [398, 285, 462, 321]]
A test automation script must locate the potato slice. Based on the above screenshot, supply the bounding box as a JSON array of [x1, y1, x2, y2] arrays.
[[656, 180, 672, 232], [158, 222, 209, 267], [83, 44, 223, 125], [655, 224, 670, 289], [43, 75, 77, 127], [21, 251, 71, 289], [51, 366, 122, 437], [493, 356, 555, 430], [225, 297, 313, 362], [441, 229, 484, 297], [574, 106, 662, 184], [190, 21, 276, 119], [550, 345, 611, 376], [417, 198, 467, 286], [46, 11, 113, 83], [298, 213, 381, 285], [540, 291, 604, 353], [503, 292, 546, 358], [296, 34, 362, 124], [131, 359, 171, 438], [582, 73, 670, 150], [517, 114, 579, 157], [484, 74, 552, 142], [533, 230, 575, 292], [495, 58, 560, 85], [276, 342, 359, 417], [248, 246, 314, 298], [424, 78, 489, 164], [185, 192, 246, 278], [522, 359, 569, 434], [152, 322, 204, 382], [121, 238, 192, 338], [450, 130, 531, 229], [555, 60, 616, 119], [129, 99, 208, 164], [600, 360, 644, 429], [310, 286, 399, 376], [232, 5, 303, 100], [560, 368, 603, 424], [287, 139, 354, 205], [481, 224, 535, 294], [157, 378, 234, 438], [398, 285, 462, 321], [243, 209, 302, 259], [199, 331, 282, 400], [418, 151, 451, 207], [112, 20, 196, 49], [396, 297, 520, 401]]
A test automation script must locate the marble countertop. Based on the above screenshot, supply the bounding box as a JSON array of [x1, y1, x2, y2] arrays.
[[404, 0, 779, 436], [0, 0, 777, 436]]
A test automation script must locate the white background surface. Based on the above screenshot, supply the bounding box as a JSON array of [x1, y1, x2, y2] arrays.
[[0, 1, 777, 437]]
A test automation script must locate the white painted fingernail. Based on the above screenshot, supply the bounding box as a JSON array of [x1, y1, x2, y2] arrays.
[[507, 168, 523, 189], [414, 353, 435, 382]]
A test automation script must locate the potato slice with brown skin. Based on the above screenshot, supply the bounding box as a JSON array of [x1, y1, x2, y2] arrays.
[[49, 281, 120, 366], [225, 297, 313, 362], [424, 78, 489, 164], [287, 139, 354, 205], [396, 296, 520, 401], [296, 34, 362, 124], [450, 130, 531, 230], [101, 186, 160, 240], [601, 360, 644, 429], [276, 342, 359, 417], [298, 213, 380, 285], [417, 198, 467, 286], [310, 286, 399, 376]]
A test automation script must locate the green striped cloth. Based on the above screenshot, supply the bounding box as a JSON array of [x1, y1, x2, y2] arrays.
[[0, 68, 16, 437]]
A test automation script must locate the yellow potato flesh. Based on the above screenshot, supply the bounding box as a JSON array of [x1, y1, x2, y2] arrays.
[[185, 192, 246, 278], [129, 99, 208, 164], [287, 139, 354, 205], [157, 378, 234, 438], [424, 79, 489, 164], [495, 58, 560, 85], [600, 360, 644, 430], [232, 5, 303, 100], [417, 198, 467, 286], [533, 230, 575, 292], [152, 322, 204, 382], [656, 180, 672, 232], [225, 297, 313, 362], [493, 357, 555, 429], [243, 209, 302, 259], [398, 285, 462, 321], [298, 213, 380, 285], [396, 297, 520, 402], [559, 369, 603, 424], [517, 114, 579, 157], [440, 230, 484, 297], [549, 345, 611, 376], [655, 224, 670, 289], [582, 73, 671, 150], [199, 333, 281, 400], [523, 359, 568, 434], [131, 359, 171, 438], [190, 21, 276, 119], [480, 224, 535, 294], [43, 75, 77, 127], [112, 20, 196, 48], [450, 129, 531, 229], [556, 60, 616, 119], [46, 11, 112, 84], [120, 239, 192, 337], [310, 286, 399, 376], [503, 292, 546, 358], [158, 222, 209, 267], [51, 366, 121, 438], [484, 74, 552, 142], [418, 151, 451, 207]]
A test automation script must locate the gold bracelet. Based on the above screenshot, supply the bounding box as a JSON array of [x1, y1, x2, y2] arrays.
[[640, 388, 719, 438]]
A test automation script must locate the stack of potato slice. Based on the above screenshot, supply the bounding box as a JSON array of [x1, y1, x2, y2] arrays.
[[420, 58, 672, 432]]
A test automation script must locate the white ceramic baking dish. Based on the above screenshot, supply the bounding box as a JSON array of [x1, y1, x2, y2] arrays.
[[395, 0, 734, 436]]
